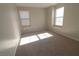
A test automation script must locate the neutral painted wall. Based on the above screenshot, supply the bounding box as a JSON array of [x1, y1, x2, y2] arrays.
[[46, 3, 79, 41], [0, 4, 20, 55], [18, 7, 47, 34], [45, 7, 54, 31]]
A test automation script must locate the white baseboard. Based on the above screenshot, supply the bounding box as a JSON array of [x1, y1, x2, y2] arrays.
[[50, 29, 79, 41]]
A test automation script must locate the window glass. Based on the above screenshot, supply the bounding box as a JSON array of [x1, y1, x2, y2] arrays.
[[56, 7, 64, 17], [19, 10, 29, 19], [55, 7, 64, 26], [19, 10, 30, 26], [55, 18, 63, 26]]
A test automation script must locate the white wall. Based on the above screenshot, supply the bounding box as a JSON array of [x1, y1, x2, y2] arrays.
[[46, 3, 79, 41], [19, 7, 47, 34], [45, 7, 54, 31], [0, 4, 20, 55]]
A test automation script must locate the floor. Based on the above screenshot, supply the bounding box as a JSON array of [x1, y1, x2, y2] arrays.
[[15, 31, 79, 56]]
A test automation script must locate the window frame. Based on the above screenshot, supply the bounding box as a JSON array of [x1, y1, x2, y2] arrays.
[[17, 7, 31, 27], [54, 7, 64, 27]]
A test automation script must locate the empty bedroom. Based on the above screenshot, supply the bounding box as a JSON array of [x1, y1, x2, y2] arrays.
[[0, 3, 79, 56]]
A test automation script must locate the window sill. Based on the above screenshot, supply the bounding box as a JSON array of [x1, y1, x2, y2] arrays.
[[54, 25, 63, 28], [53, 25, 63, 30]]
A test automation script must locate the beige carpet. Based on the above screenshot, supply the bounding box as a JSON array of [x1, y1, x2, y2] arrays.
[[15, 31, 79, 56]]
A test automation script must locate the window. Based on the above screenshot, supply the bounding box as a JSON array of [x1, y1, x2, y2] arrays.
[[19, 10, 30, 26], [55, 7, 64, 26]]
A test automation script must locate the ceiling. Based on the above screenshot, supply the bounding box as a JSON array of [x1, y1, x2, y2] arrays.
[[16, 3, 57, 8]]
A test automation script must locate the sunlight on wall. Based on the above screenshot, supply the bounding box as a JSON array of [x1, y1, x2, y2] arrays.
[[37, 33, 53, 39], [20, 35, 39, 45]]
